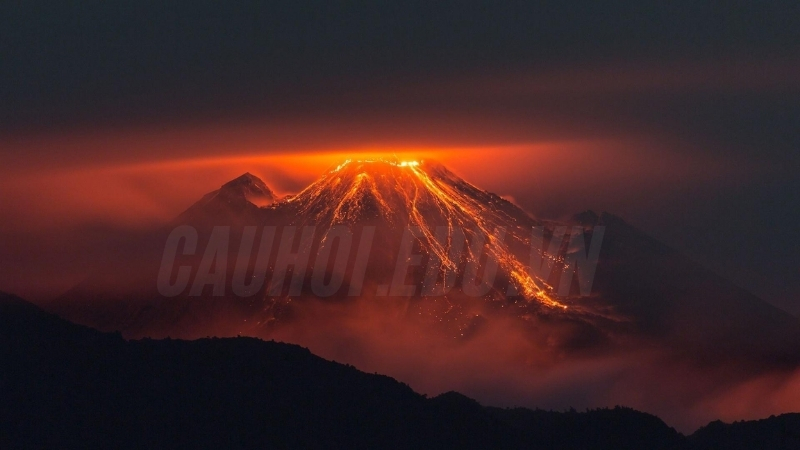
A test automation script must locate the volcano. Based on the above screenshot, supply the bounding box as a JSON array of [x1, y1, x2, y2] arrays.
[[51, 159, 800, 368], [280, 159, 564, 306]]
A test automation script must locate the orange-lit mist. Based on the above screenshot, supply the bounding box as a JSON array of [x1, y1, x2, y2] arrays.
[[245, 297, 800, 433], [0, 135, 754, 231]]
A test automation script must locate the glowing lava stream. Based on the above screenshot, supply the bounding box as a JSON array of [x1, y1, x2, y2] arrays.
[[286, 159, 566, 309]]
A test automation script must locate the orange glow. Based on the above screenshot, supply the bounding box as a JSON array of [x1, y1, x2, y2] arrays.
[[0, 135, 755, 234], [0, 54, 796, 435]]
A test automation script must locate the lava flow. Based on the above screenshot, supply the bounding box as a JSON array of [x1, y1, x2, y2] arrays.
[[283, 159, 566, 308]]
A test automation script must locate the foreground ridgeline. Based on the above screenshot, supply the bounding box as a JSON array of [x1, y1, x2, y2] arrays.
[[2, 292, 799, 450]]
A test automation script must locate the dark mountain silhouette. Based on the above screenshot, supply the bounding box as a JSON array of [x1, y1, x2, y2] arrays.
[[575, 211, 800, 368], [3, 292, 798, 449], [686, 415, 800, 450], [179, 172, 276, 224]]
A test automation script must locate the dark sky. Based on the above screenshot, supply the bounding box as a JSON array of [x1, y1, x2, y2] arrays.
[[1, 1, 799, 312], [3, 1, 799, 129]]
